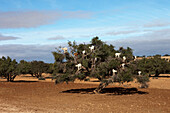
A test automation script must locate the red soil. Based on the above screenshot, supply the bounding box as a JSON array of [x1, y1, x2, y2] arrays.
[[0, 80, 170, 113]]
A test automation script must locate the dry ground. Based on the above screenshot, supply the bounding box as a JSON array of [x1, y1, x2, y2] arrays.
[[0, 74, 170, 113]]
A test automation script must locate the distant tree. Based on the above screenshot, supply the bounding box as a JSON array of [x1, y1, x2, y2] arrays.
[[135, 55, 169, 77], [30, 61, 50, 78], [0, 56, 18, 82], [52, 37, 149, 93], [164, 54, 169, 56], [46, 63, 54, 74], [0, 57, 54, 81], [17, 60, 31, 75], [166, 62, 170, 74]]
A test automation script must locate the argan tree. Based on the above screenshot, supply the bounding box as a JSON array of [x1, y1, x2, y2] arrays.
[[17, 60, 32, 75], [17, 60, 53, 78], [52, 37, 149, 93], [30, 61, 50, 78], [135, 55, 170, 77], [0, 56, 18, 82]]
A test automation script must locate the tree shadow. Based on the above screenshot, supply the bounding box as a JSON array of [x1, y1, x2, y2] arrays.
[[12, 80, 38, 83], [62, 87, 148, 95], [44, 77, 53, 79], [90, 80, 100, 82], [21, 76, 35, 78]]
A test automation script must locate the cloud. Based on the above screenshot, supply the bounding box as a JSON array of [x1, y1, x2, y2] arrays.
[[0, 33, 20, 41], [48, 36, 65, 40], [108, 28, 170, 56], [133, 28, 170, 40], [106, 30, 139, 36], [0, 44, 60, 63], [0, 10, 92, 29], [0, 31, 169, 63], [110, 39, 170, 56], [143, 20, 170, 28], [0, 28, 169, 63]]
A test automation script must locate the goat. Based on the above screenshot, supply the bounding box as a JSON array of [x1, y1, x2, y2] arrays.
[[95, 57, 97, 62], [138, 71, 142, 75], [121, 63, 125, 69], [123, 56, 126, 62], [75, 63, 82, 71], [112, 69, 117, 76], [115, 53, 121, 58], [89, 45, 95, 52], [82, 50, 86, 55], [134, 56, 137, 61]]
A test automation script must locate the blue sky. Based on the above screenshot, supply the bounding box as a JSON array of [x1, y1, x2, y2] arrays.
[[0, 0, 170, 62]]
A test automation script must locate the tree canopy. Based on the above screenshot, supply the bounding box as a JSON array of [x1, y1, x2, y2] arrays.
[[0, 56, 18, 82], [0, 56, 52, 82], [52, 37, 151, 93], [135, 55, 170, 77]]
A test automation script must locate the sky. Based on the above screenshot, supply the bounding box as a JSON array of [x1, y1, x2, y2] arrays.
[[0, 0, 170, 63]]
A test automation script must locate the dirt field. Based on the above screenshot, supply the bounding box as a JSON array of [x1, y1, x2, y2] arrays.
[[0, 75, 170, 113]]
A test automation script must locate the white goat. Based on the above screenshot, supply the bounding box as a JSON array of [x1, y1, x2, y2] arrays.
[[82, 50, 86, 55], [134, 56, 137, 61], [121, 63, 125, 69], [95, 57, 97, 62], [89, 45, 95, 52], [112, 69, 117, 76], [61, 47, 68, 53], [123, 56, 126, 62], [115, 53, 121, 58], [75, 63, 82, 71], [138, 71, 142, 75]]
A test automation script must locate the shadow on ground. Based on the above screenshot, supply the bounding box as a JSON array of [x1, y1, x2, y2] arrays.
[[12, 80, 38, 83], [62, 87, 148, 95]]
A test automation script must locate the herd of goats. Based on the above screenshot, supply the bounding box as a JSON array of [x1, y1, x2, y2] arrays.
[[60, 45, 142, 77]]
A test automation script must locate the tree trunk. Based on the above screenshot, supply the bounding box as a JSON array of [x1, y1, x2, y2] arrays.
[[7, 74, 10, 82], [63, 63, 67, 73], [10, 75, 17, 82], [38, 73, 42, 77], [31, 73, 34, 77], [35, 73, 39, 78], [7, 74, 15, 82], [155, 70, 159, 77], [74, 57, 77, 64], [93, 82, 108, 94]]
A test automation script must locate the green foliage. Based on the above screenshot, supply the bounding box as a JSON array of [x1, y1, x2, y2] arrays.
[[119, 47, 133, 62], [135, 55, 169, 76], [166, 62, 170, 73], [95, 62, 109, 78], [0, 56, 18, 82], [17, 60, 31, 74], [30, 61, 50, 78], [55, 73, 75, 84], [136, 75, 149, 84], [38, 77, 46, 80], [136, 75, 150, 88], [117, 69, 134, 83], [52, 52, 64, 62], [108, 58, 121, 69], [52, 37, 150, 93], [75, 73, 86, 80], [0, 56, 53, 81]]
